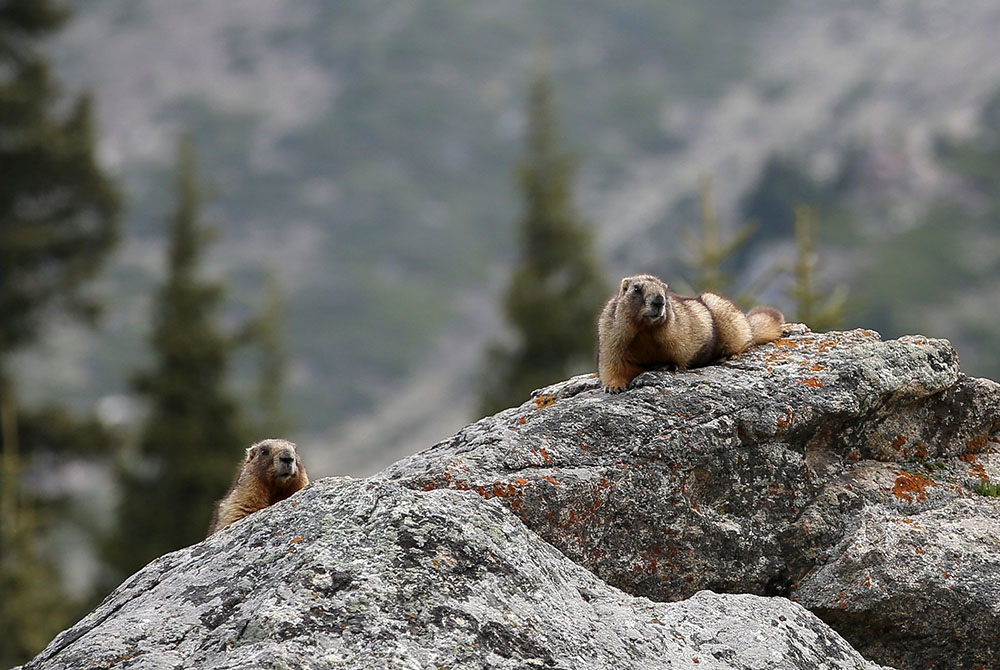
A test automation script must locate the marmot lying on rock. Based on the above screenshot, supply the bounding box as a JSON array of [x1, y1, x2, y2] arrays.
[[207, 438, 309, 535], [598, 274, 784, 392]]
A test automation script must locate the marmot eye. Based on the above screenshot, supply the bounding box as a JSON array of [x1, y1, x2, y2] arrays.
[[260, 447, 270, 457], [632, 285, 642, 294]]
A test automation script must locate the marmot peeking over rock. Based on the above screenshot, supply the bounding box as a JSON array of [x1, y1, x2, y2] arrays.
[[207, 438, 309, 535], [597, 274, 784, 392]]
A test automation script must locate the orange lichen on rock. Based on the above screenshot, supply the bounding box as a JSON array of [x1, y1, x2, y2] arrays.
[[473, 480, 527, 510], [798, 377, 823, 387], [969, 463, 988, 482], [965, 435, 989, 453], [533, 394, 556, 410], [531, 447, 553, 465], [892, 471, 937, 503]]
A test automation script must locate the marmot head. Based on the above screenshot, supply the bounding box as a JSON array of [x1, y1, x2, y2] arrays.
[[617, 274, 669, 325], [244, 438, 304, 483]]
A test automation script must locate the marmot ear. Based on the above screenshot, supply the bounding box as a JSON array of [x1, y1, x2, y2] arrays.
[[620, 278, 630, 294], [244, 446, 256, 462]]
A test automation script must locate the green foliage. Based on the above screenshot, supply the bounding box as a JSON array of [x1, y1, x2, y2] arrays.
[[105, 136, 249, 581], [0, 0, 120, 373], [786, 206, 849, 331], [0, 512, 71, 668], [1, 386, 123, 667], [479, 63, 607, 416], [972, 479, 1000, 497], [680, 175, 759, 299], [0, 391, 66, 669], [0, 2, 122, 663]]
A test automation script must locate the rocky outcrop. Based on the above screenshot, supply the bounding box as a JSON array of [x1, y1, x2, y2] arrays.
[[20, 326, 1000, 669], [385, 326, 1000, 669], [18, 478, 885, 670]]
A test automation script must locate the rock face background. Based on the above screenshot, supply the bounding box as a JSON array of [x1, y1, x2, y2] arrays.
[[20, 326, 1000, 669]]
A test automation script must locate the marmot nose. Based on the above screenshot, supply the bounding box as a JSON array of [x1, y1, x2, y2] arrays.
[[650, 295, 665, 309], [279, 455, 294, 465]]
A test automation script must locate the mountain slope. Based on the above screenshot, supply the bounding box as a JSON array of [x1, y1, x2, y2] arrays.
[[17, 0, 1000, 475]]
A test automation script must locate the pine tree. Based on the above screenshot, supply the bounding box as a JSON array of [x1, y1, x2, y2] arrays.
[[479, 63, 607, 415], [681, 175, 758, 297], [0, 0, 120, 374], [0, 1, 120, 663], [786, 206, 848, 331], [0, 388, 73, 668], [106, 136, 247, 580]]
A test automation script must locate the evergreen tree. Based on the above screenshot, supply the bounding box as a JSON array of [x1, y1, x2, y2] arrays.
[[680, 175, 758, 298], [0, 1, 120, 663], [479, 64, 607, 415], [0, 389, 72, 668], [106, 136, 247, 580], [0, 0, 120, 375], [786, 206, 848, 331]]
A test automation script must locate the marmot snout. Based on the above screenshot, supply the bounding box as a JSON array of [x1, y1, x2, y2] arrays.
[[207, 438, 309, 535], [597, 274, 784, 393], [625, 282, 667, 323], [272, 448, 299, 479]]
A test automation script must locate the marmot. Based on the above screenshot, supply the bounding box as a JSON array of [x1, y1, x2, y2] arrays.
[[597, 274, 784, 392], [207, 438, 309, 535]]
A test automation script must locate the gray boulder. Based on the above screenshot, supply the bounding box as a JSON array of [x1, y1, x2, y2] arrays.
[[795, 498, 1000, 670], [385, 326, 1000, 669], [18, 478, 885, 670], [22, 326, 999, 669]]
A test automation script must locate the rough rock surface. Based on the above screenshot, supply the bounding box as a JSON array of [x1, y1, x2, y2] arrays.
[[796, 498, 1000, 670], [385, 326, 1000, 669], [18, 478, 885, 670]]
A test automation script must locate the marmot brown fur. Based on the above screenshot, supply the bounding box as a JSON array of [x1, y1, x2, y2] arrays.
[[207, 438, 309, 535], [597, 274, 784, 392]]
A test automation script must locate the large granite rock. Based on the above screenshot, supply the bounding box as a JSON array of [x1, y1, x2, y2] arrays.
[[18, 478, 885, 670], [385, 326, 1000, 669], [21, 326, 1000, 669]]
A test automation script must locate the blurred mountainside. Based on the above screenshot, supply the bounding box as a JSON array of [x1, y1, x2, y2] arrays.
[[18, 0, 1000, 475]]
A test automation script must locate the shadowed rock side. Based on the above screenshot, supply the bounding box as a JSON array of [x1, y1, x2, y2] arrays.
[[385, 325, 1000, 670], [17, 479, 886, 670]]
